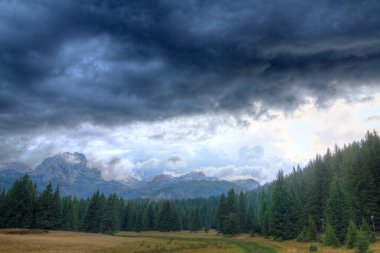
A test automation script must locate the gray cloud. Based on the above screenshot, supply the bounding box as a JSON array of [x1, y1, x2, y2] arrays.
[[366, 115, 380, 121], [1, 0, 380, 134]]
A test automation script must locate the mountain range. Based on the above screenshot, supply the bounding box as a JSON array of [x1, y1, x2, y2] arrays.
[[0, 152, 259, 199]]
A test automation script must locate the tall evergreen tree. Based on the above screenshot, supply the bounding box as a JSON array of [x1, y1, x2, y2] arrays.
[[259, 192, 270, 236], [61, 196, 79, 231], [101, 194, 121, 234], [217, 194, 227, 233], [359, 217, 375, 243], [0, 175, 36, 228], [83, 191, 106, 232], [35, 183, 59, 229], [223, 212, 240, 236], [324, 223, 340, 247], [245, 204, 258, 233], [345, 219, 358, 249], [270, 170, 302, 240], [238, 191, 248, 232], [51, 186, 61, 229], [324, 178, 349, 244], [307, 216, 318, 241], [190, 207, 202, 232]]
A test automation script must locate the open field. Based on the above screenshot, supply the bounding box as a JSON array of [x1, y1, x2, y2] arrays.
[[0, 229, 379, 253]]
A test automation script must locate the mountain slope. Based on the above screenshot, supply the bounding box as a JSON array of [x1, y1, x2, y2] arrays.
[[0, 153, 260, 199]]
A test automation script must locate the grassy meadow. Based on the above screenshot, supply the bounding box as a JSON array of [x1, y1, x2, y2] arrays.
[[0, 229, 379, 253]]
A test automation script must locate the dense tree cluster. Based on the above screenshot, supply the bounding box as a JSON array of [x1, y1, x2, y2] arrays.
[[0, 176, 218, 234], [0, 131, 379, 248], [251, 131, 379, 247], [217, 189, 258, 236]]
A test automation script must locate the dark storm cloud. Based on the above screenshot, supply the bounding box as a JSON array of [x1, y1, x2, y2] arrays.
[[1, 0, 380, 132]]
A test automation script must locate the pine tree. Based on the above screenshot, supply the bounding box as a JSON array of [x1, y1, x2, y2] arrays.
[[0, 189, 5, 228], [307, 216, 318, 241], [83, 191, 106, 232], [60, 196, 76, 231], [305, 156, 331, 223], [35, 183, 57, 229], [360, 217, 375, 243], [223, 213, 240, 236], [245, 205, 258, 233], [190, 208, 201, 232], [101, 194, 121, 234], [217, 194, 227, 233], [324, 223, 340, 247], [52, 186, 61, 229], [355, 230, 371, 253], [238, 191, 248, 232], [345, 219, 358, 249], [324, 178, 349, 244], [157, 201, 172, 232], [1, 175, 36, 228], [259, 192, 270, 236], [169, 208, 181, 231], [270, 170, 302, 240]]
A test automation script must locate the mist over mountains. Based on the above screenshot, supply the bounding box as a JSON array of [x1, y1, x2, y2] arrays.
[[0, 152, 259, 199]]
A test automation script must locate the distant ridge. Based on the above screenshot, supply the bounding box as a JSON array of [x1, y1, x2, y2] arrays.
[[0, 152, 259, 199]]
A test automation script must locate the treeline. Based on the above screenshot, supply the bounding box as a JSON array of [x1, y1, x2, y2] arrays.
[[242, 131, 379, 247], [0, 176, 218, 234], [0, 131, 379, 248]]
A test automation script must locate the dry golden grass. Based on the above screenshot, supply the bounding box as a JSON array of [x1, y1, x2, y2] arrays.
[[237, 234, 380, 253], [0, 231, 142, 253], [0, 230, 378, 253]]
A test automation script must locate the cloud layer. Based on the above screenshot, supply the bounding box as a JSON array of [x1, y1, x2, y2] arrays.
[[1, 1, 380, 183], [1, 0, 380, 133]]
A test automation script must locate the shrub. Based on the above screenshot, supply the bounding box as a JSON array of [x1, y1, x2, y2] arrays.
[[309, 244, 318, 252]]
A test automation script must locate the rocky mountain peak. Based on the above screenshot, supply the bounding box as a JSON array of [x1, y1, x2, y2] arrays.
[[32, 152, 99, 183]]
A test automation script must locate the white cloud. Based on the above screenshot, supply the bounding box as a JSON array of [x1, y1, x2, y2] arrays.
[[1, 92, 380, 183]]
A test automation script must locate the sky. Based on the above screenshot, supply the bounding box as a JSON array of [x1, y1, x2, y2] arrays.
[[1, 0, 380, 183]]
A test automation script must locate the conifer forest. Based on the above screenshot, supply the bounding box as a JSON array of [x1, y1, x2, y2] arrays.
[[1, 131, 379, 250]]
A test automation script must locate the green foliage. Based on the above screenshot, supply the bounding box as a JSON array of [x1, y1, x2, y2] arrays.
[[355, 230, 372, 253], [297, 227, 308, 242], [269, 170, 303, 240], [157, 201, 181, 232], [204, 223, 209, 233], [238, 191, 248, 232], [217, 189, 241, 235], [222, 212, 240, 236], [60, 196, 79, 231], [307, 216, 318, 241], [309, 244, 318, 252], [324, 178, 349, 244], [360, 217, 376, 243], [190, 208, 202, 232], [0, 175, 36, 228], [345, 219, 358, 249], [83, 191, 106, 232], [324, 223, 340, 247], [0, 131, 379, 238], [101, 194, 121, 234], [259, 192, 270, 236]]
